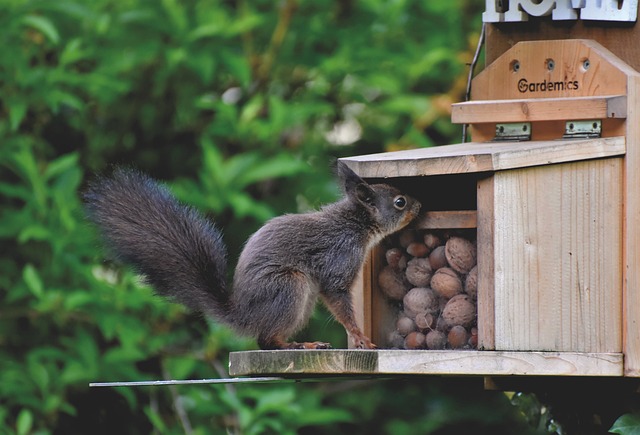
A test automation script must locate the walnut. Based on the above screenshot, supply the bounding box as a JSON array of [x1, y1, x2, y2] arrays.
[[430, 267, 463, 299], [441, 294, 476, 329], [465, 265, 478, 300], [405, 257, 432, 287], [402, 287, 439, 319], [378, 266, 408, 300], [445, 236, 477, 274]]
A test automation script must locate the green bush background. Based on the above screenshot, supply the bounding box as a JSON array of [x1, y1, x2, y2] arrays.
[[0, 0, 550, 433]]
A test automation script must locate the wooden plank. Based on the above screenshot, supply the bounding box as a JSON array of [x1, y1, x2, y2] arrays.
[[451, 95, 626, 124], [477, 177, 495, 350], [492, 158, 624, 353], [350, 257, 370, 349], [624, 74, 640, 376], [340, 136, 625, 178], [413, 210, 477, 230], [472, 40, 631, 102], [228, 350, 623, 377], [485, 21, 640, 73]]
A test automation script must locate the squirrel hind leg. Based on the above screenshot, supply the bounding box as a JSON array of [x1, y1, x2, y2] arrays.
[[257, 336, 332, 350]]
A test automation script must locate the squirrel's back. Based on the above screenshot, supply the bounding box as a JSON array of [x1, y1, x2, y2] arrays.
[[84, 168, 231, 320]]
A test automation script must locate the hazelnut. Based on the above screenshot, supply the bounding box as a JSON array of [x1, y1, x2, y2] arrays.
[[465, 265, 478, 299], [404, 331, 426, 349], [387, 330, 405, 349], [423, 233, 441, 251], [378, 266, 409, 300], [430, 267, 463, 299], [405, 257, 432, 287], [445, 237, 477, 274], [425, 330, 447, 350], [385, 248, 406, 270], [428, 245, 448, 270], [406, 242, 429, 258], [396, 316, 416, 336], [448, 325, 470, 349], [469, 327, 479, 348], [442, 294, 476, 329], [415, 312, 436, 331], [403, 287, 439, 319], [398, 229, 418, 248]]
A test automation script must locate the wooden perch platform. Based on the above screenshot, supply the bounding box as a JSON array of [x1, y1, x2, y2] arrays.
[[451, 95, 627, 124], [229, 350, 623, 377]]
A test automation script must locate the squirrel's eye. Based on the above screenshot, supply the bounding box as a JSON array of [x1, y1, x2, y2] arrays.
[[393, 196, 407, 210]]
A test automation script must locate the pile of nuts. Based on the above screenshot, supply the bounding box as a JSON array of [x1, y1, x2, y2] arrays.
[[378, 229, 478, 350]]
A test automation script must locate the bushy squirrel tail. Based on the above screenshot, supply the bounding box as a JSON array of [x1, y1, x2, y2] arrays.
[[84, 168, 230, 319]]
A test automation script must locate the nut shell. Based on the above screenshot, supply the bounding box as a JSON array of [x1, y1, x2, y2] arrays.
[[445, 237, 477, 274], [405, 257, 432, 287], [448, 325, 470, 349], [423, 233, 441, 251], [428, 245, 448, 270], [404, 331, 426, 349], [425, 330, 447, 350], [441, 294, 476, 328], [385, 248, 406, 270], [378, 266, 408, 300], [406, 242, 429, 258], [403, 287, 439, 319], [431, 267, 463, 299], [465, 265, 478, 299], [396, 316, 416, 336]]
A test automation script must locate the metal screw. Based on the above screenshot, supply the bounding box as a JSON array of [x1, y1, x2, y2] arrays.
[[547, 59, 555, 71], [512, 60, 520, 72], [522, 125, 528, 132], [583, 59, 590, 70], [569, 123, 575, 131]]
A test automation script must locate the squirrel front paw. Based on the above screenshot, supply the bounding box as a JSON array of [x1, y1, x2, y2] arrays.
[[352, 336, 377, 349]]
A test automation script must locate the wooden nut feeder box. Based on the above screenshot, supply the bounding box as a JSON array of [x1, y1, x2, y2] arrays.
[[230, 31, 640, 381]]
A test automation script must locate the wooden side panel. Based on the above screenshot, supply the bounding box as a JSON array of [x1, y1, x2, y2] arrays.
[[493, 158, 623, 352], [624, 75, 640, 376], [350, 255, 371, 349], [477, 177, 496, 350]]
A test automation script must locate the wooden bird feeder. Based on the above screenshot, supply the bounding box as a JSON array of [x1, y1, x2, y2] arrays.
[[230, 4, 640, 384]]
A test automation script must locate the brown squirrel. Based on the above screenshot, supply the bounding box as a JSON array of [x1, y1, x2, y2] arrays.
[[84, 162, 421, 349]]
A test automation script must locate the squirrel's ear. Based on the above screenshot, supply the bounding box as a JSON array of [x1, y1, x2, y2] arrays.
[[336, 161, 375, 206], [336, 161, 365, 192]]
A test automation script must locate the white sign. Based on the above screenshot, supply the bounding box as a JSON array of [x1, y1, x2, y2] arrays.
[[483, 0, 638, 22]]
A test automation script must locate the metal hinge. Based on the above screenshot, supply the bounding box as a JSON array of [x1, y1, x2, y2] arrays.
[[494, 122, 531, 141], [563, 120, 602, 139]]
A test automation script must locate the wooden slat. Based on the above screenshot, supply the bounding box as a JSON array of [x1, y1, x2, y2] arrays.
[[413, 210, 477, 230], [229, 350, 623, 377], [624, 74, 640, 376], [477, 178, 495, 350], [451, 95, 626, 124], [492, 158, 624, 353], [340, 136, 625, 178]]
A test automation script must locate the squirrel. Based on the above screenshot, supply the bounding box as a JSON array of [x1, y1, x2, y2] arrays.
[[84, 161, 421, 350]]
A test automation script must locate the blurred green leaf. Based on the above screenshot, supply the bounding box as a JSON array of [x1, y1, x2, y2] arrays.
[[611, 414, 640, 435], [22, 265, 44, 298], [22, 15, 60, 45]]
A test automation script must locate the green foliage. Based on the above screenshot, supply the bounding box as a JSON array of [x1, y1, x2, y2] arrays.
[[0, 0, 549, 433], [611, 414, 640, 435]]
